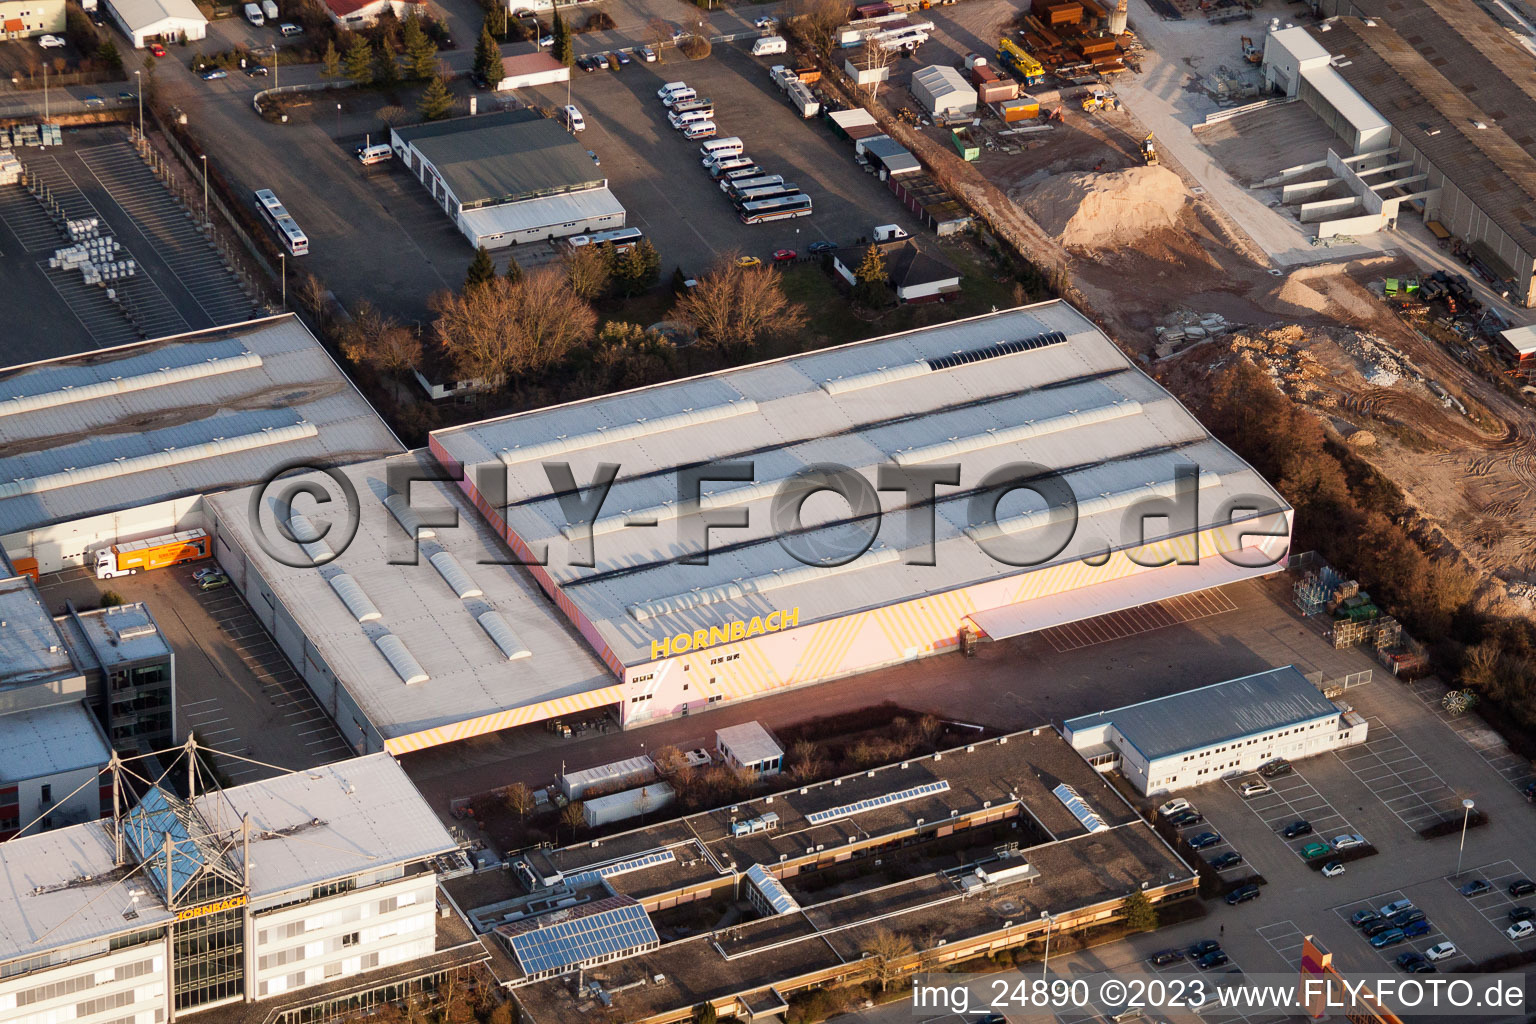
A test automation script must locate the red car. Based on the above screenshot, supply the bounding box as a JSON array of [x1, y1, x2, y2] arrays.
[[149, 42, 167, 56], [772, 249, 796, 262]]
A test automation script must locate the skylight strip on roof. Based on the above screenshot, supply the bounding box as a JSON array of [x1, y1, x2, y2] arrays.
[[384, 493, 436, 540], [804, 779, 950, 824], [818, 361, 930, 396], [1051, 783, 1108, 833], [328, 573, 381, 622], [429, 551, 484, 598], [965, 471, 1223, 544], [477, 610, 532, 661], [627, 548, 901, 622], [376, 634, 429, 685], [0, 420, 317, 500], [0, 351, 262, 418], [286, 511, 336, 565], [497, 399, 757, 466], [890, 400, 1145, 467]]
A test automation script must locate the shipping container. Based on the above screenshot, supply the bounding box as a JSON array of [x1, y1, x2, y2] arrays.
[[559, 755, 656, 800], [994, 98, 1040, 122], [582, 782, 676, 826]]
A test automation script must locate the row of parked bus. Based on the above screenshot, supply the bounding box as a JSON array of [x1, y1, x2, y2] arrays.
[[658, 82, 813, 225]]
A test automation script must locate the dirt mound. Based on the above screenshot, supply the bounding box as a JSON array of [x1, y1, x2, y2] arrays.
[[1347, 429, 1377, 447], [1021, 165, 1188, 248]]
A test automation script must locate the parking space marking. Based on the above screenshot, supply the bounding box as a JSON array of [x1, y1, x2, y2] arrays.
[[1332, 718, 1462, 833], [1332, 889, 1464, 969], [1444, 860, 1536, 950], [1224, 767, 1363, 860], [1038, 588, 1238, 653], [1408, 678, 1535, 793], [1256, 921, 1306, 967]]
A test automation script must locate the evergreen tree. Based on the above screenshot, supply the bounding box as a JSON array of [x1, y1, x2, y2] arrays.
[[321, 38, 341, 77], [614, 238, 660, 295], [671, 265, 689, 295], [1122, 890, 1158, 933], [504, 252, 524, 283], [402, 11, 437, 78], [853, 243, 889, 306], [465, 246, 496, 291], [96, 39, 124, 76], [474, 24, 502, 85], [374, 37, 400, 85], [418, 69, 453, 120], [552, 8, 573, 66], [343, 35, 373, 83]]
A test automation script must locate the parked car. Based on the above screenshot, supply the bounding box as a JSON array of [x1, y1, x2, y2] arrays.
[[639, 45, 656, 61], [577, 55, 596, 71], [245, 64, 269, 76], [1510, 879, 1536, 897], [1402, 919, 1432, 939], [1380, 900, 1415, 918], [1351, 910, 1381, 928], [1406, 959, 1435, 973], [200, 69, 228, 80], [1147, 949, 1183, 966], [192, 567, 222, 580], [1363, 920, 1394, 938], [586, 150, 600, 165], [1187, 940, 1221, 959], [83, 95, 104, 107], [736, 256, 763, 268], [1396, 952, 1427, 972], [118, 91, 135, 103], [1460, 879, 1493, 897], [149, 42, 167, 56], [808, 240, 838, 255], [199, 575, 229, 591], [1322, 861, 1346, 878], [1370, 928, 1407, 949], [1196, 951, 1230, 969], [755, 14, 776, 28], [1210, 851, 1244, 870], [1239, 781, 1271, 797], [1424, 942, 1458, 961], [538, 33, 554, 46], [1157, 798, 1193, 819], [615, 49, 631, 64], [1225, 884, 1261, 905], [1167, 810, 1205, 828], [1509, 906, 1535, 924], [37, 34, 65, 48], [1331, 834, 1367, 850], [772, 248, 797, 262], [1281, 820, 1313, 839], [1259, 758, 1293, 778], [1506, 920, 1534, 941], [1188, 831, 1222, 850], [1300, 841, 1332, 859], [1390, 909, 1426, 928]]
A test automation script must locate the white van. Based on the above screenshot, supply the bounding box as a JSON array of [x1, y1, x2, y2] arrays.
[[243, 2, 264, 24], [873, 224, 910, 242], [562, 104, 585, 132], [681, 121, 717, 140], [656, 81, 688, 101], [356, 143, 392, 165], [278, 21, 302, 35], [669, 109, 710, 130], [751, 35, 787, 56], [699, 136, 742, 160], [261, 0, 279, 20], [661, 86, 697, 108]]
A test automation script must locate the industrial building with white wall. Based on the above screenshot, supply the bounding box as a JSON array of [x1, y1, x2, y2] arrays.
[[1062, 665, 1369, 795]]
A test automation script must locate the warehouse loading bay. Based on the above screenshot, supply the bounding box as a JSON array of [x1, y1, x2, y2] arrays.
[[34, 566, 353, 781], [0, 125, 261, 364]]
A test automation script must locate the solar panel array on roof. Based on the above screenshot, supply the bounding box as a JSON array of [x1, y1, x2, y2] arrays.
[[561, 849, 676, 890], [505, 899, 659, 976], [1051, 783, 1108, 834], [123, 787, 206, 899], [745, 862, 800, 915], [925, 331, 1066, 372], [804, 779, 950, 824]]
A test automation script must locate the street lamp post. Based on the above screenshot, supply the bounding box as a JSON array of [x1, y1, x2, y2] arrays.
[[134, 70, 142, 138], [271, 45, 278, 91], [1040, 911, 1053, 979], [199, 154, 207, 225], [279, 253, 285, 310], [1455, 798, 1476, 877]]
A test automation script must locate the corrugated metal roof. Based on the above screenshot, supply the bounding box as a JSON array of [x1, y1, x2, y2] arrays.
[[458, 187, 626, 240], [105, 0, 205, 32], [0, 317, 402, 536], [207, 452, 615, 743], [394, 110, 603, 206], [1063, 665, 1340, 761], [431, 302, 1290, 667]]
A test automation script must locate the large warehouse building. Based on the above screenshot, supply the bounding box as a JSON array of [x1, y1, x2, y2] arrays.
[[417, 301, 1292, 735], [389, 110, 626, 250], [1261, 12, 1536, 305]]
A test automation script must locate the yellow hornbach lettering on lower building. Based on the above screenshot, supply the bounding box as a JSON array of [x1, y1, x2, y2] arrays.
[[175, 895, 247, 922], [649, 607, 800, 661]]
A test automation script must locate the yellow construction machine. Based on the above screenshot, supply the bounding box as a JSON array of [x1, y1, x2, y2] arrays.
[[1141, 133, 1158, 165]]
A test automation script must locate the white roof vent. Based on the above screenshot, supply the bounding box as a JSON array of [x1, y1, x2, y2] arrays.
[[286, 511, 336, 566], [375, 634, 429, 685], [328, 573, 381, 622], [477, 610, 532, 661], [384, 493, 436, 540], [429, 551, 483, 599]]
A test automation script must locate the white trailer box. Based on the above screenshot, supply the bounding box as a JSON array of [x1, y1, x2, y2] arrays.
[[582, 783, 676, 827], [559, 754, 656, 801], [751, 34, 787, 56]]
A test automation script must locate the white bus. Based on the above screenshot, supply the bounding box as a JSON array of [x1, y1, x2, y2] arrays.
[[739, 194, 813, 224], [254, 188, 308, 256], [567, 226, 643, 252], [707, 157, 757, 178], [699, 137, 743, 160], [733, 184, 799, 205], [723, 174, 784, 196]]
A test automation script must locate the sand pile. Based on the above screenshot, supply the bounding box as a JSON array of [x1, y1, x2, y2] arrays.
[[1022, 165, 1187, 247]]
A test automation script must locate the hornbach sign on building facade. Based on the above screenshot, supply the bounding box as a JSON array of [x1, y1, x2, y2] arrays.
[[649, 608, 800, 661]]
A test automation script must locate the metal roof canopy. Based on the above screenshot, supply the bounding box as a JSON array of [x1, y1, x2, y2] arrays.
[[430, 302, 1291, 668], [394, 110, 604, 207], [1062, 665, 1340, 762]]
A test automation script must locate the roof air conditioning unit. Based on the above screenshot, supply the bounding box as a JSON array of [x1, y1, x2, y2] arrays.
[[1032, 728, 1041, 737], [966, 744, 975, 753], [998, 737, 1008, 745], [916, 818, 925, 826], [934, 753, 942, 761], [765, 796, 773, 803]]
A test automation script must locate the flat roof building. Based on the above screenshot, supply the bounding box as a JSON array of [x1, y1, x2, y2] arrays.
[[715, 721, 783, 775], [0, 702, 113, 840], [0, 315, 402, 576], [429, 301, 1291, 731], [1062, 665, 1369, 794], [389, 110, 625, 250], [103, 0, 206, 47]]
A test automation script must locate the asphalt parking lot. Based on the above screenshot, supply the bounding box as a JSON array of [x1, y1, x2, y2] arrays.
[[36, 565, 352, 780], [1222, 766, 1367, 862], [1407, 676, 1536, 794], [526, 42, 925, 272], [1442, 859, 1536, 952], [0, 126, 254, 363], [1331, 888, 1460, 970], [1333, 717, 1463, 833]]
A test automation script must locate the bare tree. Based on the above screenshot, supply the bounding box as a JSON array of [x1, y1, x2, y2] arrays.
[[647, 15, 672, 47], [431, 271, 596, 390], [561, 244, 612, 301], [651, 745, 687, 777], [560, 800, 586, 838], [854, 41, 901, 100], [785, 0, 846, 54], [864, 928, 914, 992], [296, 271, 332, 323], [504, 782, 535, 822], [677, 252, 806, 349]]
